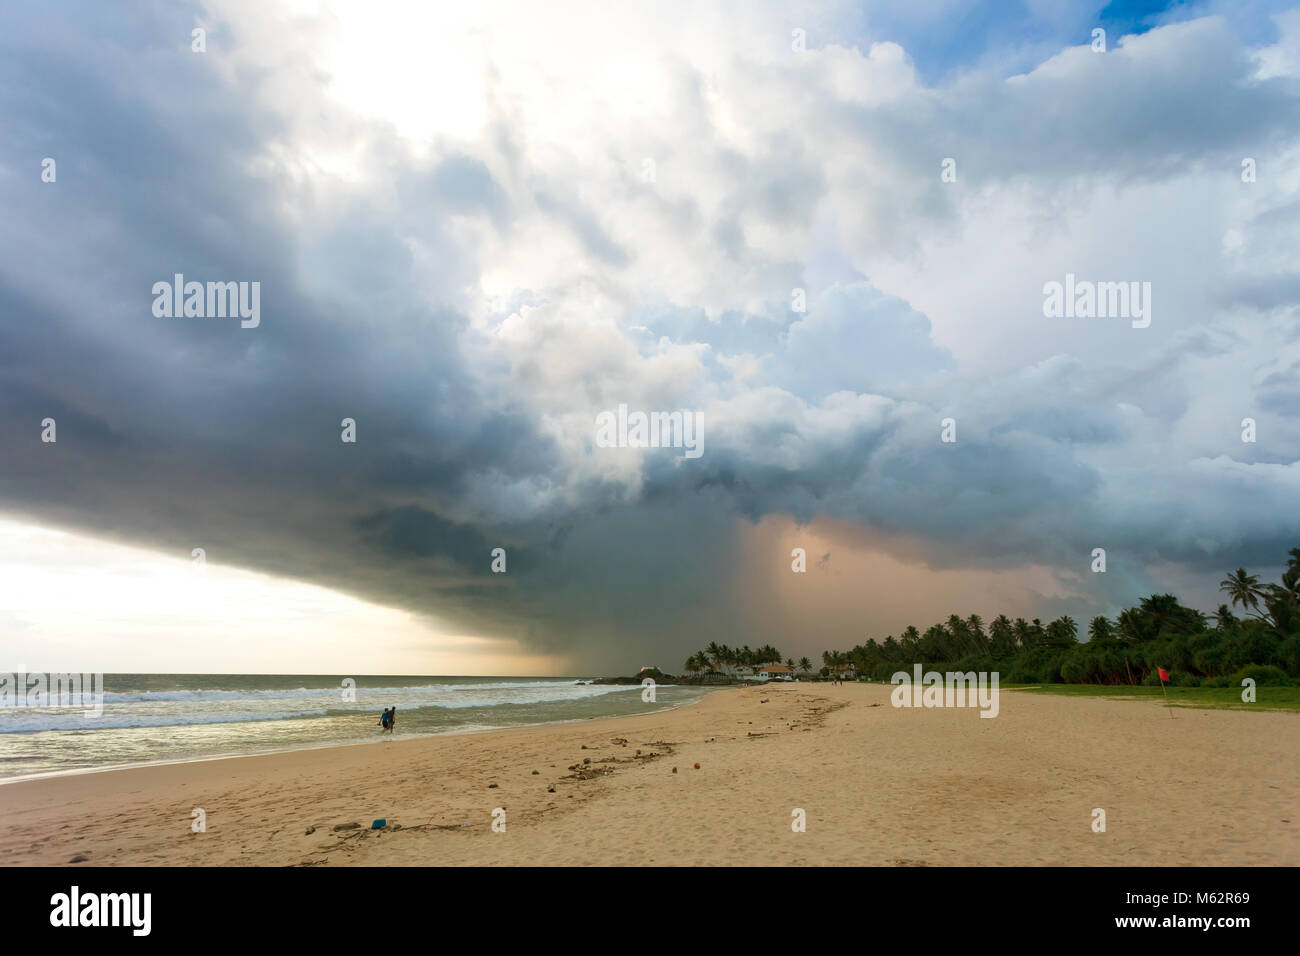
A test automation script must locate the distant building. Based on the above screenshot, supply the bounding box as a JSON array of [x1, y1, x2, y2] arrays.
[[759, 664, 795, 681]]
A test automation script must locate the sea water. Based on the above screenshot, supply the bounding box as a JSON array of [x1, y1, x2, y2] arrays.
[[0, 674, 710, 781]]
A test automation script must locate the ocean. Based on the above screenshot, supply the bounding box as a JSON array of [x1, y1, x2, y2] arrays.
[[0, 674, 711, 782]]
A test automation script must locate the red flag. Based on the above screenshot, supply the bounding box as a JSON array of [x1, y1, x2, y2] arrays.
[[1157, 666, 1170, 682]]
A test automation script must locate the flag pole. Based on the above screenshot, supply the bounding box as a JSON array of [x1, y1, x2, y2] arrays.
[[1158, 670, 1174, 719]]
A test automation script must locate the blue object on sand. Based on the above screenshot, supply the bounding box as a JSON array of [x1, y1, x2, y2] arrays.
[[371, 819, 386, 829]]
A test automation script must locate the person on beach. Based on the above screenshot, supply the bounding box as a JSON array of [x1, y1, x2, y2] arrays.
[[387, 706, 396, 734], [379, 707, 391, 732]]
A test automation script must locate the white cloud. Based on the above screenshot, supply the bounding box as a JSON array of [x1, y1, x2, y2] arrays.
[[4, 1, 1300, 667]]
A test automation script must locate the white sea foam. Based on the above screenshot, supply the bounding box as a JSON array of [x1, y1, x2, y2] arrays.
[[0, 676, 704, 779]]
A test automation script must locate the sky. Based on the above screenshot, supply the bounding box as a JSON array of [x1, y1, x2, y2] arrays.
[[1, 0, 1299, 675]]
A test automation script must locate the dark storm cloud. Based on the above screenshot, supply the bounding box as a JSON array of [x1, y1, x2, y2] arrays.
[[2, 3, 1299, 671], [0, 3, 781, 669], [0, 8, 507, 603]]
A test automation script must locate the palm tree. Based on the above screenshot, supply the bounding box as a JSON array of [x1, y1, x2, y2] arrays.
[[1281, 549, 1300, 596], [1088, 616, 1114, 642], [882, 635, 901, 662], [990, 614, 1016, 654], [1219, 569, 1268, 621], [686, 652, 711, 675], [1262, 552, 1300, 634], [1140, 593, 1204, 635], [921, 624, 949, 659], [946, 615, 968, 652], [798, 657, 812, 674], [1044, 615, 1077, 648], [895, 629, 915, 663], [1117, 607, 1147, 643]]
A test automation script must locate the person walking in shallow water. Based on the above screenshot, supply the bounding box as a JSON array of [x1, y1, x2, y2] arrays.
[[379, 707, 391, 733]]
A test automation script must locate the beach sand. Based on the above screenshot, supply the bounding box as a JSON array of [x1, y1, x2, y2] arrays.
[[1, 682, 1295, 866]]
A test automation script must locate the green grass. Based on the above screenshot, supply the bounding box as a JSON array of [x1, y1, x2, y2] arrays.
[[1003, 683, 1300, 713]]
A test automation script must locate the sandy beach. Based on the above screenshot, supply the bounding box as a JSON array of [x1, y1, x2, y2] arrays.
[[1, 682, 1296, 867]]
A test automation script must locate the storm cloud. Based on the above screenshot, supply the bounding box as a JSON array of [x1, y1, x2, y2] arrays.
[[3, 2, 1300, 670]]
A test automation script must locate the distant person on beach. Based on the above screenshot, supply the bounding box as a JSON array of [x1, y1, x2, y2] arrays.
[[387, 706, 396, 733], [379, 707, 391, 732]]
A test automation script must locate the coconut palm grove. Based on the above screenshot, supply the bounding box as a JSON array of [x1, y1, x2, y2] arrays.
[[686, 548, 1300, 687]]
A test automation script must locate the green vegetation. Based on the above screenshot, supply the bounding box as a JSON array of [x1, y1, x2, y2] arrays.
[[1007, 683, 1300, 713], [683, 643, 800, 675], [819, 547, 1300, 689]]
